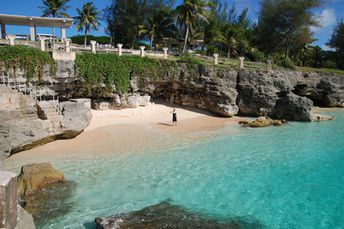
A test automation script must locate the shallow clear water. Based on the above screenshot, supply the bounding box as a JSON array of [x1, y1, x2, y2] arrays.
[[42, 111, 344, 229]]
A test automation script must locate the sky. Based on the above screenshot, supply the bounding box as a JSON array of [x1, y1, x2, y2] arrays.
[[0, 0, 343, 49]]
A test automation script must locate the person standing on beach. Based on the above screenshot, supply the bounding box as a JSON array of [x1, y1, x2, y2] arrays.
[[171, 108, 177, 126]]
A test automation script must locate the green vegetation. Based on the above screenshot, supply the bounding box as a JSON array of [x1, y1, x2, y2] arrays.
[[40, 0, 70, 18], [71, 35, 111, 45], [328, 20, 344, 69], [74, 2, 101, 46], [75, 53, 174, 93], [0, 45, 56, 80]]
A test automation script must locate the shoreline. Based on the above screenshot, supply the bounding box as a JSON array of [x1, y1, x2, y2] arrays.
[[5, 104, 342, 172], [4, 104, 245, 171]]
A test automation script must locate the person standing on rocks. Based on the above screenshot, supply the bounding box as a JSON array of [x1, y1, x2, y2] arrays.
[[171, 108, 177, 126]]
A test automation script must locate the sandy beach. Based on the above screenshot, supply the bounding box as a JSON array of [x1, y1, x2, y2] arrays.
[[5, 103, 243, 171]]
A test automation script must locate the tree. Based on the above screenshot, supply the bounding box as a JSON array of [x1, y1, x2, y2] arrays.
[[138, 8, 176, 49], [74, 2, 100, 46], [105, 0, 175, 48], [255, 0, 321, 58], [175, 0, 210, 52], [328, 20, 344, 69], [40, 0, 70, 18]]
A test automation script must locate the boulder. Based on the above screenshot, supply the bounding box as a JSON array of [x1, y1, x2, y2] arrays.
[[60, 99, 92, 138], [271, 93, 313, 121], [236, 69, 293, 116], [17, 163, 64, 198]]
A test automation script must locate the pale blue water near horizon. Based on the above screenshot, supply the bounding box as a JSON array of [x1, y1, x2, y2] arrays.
[[42, 111, 344, 229]]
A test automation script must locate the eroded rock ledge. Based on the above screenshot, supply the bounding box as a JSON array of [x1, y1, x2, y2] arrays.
[[95, 201, 264, 229], [0, 98, 92, 157]]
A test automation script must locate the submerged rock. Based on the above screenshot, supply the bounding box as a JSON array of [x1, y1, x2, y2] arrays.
[[239, 117, 286, 128], [310, 113, 335, 121], [17, 163, 64, 198], [95, 201, 264, 229], [22, 180, 76, 227], [16, 163, 75, 227]]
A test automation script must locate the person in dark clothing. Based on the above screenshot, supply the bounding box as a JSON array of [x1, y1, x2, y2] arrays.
[[171, 108, 177, 126]]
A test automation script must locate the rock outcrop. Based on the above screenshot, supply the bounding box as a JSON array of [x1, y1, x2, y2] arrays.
[[17, 163, 64, 198], [0, 94, 92, 156], [239, 117, 286, 128], [95, 201, 264, 229], [272, 93, 313, 121], [236, 70, 314, 120], [136, 64, 239, 117]]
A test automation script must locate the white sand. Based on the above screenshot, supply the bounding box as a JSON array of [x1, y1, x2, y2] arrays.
[[5, 103, 244, 170]]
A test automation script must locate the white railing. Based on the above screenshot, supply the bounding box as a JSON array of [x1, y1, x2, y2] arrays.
[[0, 75, 62, 116]]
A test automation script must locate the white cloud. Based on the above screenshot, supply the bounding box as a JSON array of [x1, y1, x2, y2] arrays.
[[311, 8, 336, 32], [322, 44, 335, 51]]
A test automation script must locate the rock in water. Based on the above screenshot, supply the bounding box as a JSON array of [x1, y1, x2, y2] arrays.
[[95, 201, 264, 229], [272, 93, 313, 121], [17, 163, 64, 197], [239, 117, 285, 128], [23, 180, 76, 227]]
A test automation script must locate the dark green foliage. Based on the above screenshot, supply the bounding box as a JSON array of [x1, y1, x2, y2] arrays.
[[75, 53, 170, 93], [276, 57, 295, 69], [71, 35, 111, 45], [105, 0, 175, 48], [328, 21, 344, 69], [74, 2, 101, 46], [177, 53, 203, 65], [40, 0, 70, 18], [246, 50, 266, 62], [255, 0, 321, 57], [0, 45, 56, 80]]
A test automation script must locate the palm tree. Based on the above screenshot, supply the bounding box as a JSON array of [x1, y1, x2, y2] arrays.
[[138, 9, 176, 50], [175, 0, 209, 52], [40, 0, 70, 18], [74, 2, 100, 47]]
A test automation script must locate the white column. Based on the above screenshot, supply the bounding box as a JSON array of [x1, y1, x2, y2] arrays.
[[163, 47, 168, 59], [7, 34, 16, 46], [65, 39, 71, 52], [61, 28, 66, 41], [214, 53, 219, 65], [267, 59, 273, 74], [140, 46, 145, 57], [90, 40, 97, 54], [239, 57, 245, 69], [40, 38, 46, 51], [30, 26, 36, 41], [117, 43, 123, 56]]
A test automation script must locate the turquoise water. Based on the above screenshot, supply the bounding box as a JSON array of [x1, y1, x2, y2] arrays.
[[42, 111, 344, 229]]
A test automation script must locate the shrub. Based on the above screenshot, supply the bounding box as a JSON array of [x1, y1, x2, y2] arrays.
[[71, 35, 111, 45], [322, 60, 337, 69], [0, 45, 56, 80], [177, 53, 203, 65], [276, 56, 296, 69], [246, 50, 266, 62]]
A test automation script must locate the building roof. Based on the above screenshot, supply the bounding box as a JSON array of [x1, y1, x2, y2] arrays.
[[0, 14, 73, 28]]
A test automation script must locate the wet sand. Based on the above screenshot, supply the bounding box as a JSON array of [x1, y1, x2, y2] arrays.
[[5, 104, 244, 171]]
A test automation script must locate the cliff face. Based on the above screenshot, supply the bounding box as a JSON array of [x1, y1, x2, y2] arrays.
[[2, 60, 344, 120], [134, 64, 239, 117]]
